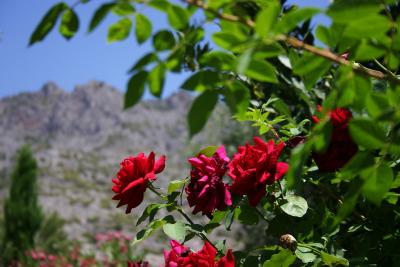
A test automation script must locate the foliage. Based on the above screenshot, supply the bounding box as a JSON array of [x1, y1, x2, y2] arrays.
[[31, 0, 400, 266], [1, 145, 43, 266]]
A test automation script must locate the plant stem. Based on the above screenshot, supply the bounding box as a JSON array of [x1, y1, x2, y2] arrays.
[[148, 184, 218, 250]]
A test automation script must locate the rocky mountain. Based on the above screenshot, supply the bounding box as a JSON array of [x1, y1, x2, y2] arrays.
[[0, 81, 246, 260]]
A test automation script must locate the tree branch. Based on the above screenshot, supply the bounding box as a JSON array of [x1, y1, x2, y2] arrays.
[[184, 0, 400, 85]]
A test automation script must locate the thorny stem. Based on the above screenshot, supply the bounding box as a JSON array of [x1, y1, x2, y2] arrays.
[[148, 184, 218, 250], [183, 0, 400, 85]]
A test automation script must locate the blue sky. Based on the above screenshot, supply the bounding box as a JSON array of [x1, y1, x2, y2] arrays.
[[0, 0, 330, 98]]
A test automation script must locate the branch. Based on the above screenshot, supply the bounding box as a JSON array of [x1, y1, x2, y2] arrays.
[[184, 0, 400, 85]]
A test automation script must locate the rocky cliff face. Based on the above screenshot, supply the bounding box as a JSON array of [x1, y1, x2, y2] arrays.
[[0, 81, 240, 257]]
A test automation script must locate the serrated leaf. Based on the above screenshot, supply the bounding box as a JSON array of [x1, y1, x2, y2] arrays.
[[112, 2, 135, 16], [200, 51, 235, 71], [263, 249, 296, 267], [255, 1, 281, 38], [212, 32, 246, 50], [223, 80, 250, 120], [128, 53, 158, 73], [135, 14, 152, 44], [362, 163, 393, 205], [148, 63, 166, 98], [136, 203, 169, 226], [320, 252, 349, 267], [181, 70, 220, 92], [29, 2, 67, 45], [59, 8, 79, 40], [124, 71, 148, 109], [88, 2, 115, 32], [276, 7, 320, 33], [280, 195, 308, 217], [188, 90, 218, 137], [132, 215, 174, 246], [295, 247, 317, 263], [108, 18, 132, 43], [153, 30, 175, 51], [163, 221, 186, 243], [245, 59, 278, 83], [349, 118, 386, 149], [167, 180, 186, 194], [197, 146, 218, 157], [167, 4, 189, 30]]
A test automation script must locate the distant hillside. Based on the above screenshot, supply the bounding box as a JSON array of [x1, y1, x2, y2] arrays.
[[0, 81, 248, 259]]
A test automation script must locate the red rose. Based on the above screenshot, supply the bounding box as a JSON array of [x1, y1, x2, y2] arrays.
[[228, 137, 288, 206], [112, 152, 166, 213], [127, 261, 150, 267], [186, 146, 232, 215], [312, 106, 357, 172], [163, 240, 234, 267]]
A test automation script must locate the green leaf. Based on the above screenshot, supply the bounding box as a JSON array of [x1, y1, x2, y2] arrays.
[[124, 71, 148, 109], [336, 67, 371, 109], [200, 51, 235, 71], [197, 146, 218, 157], [223, 80, 250, 120], [349, 118, 386, 149], [188, 90, 219, 137], [327, 3, 381, 23], [29, 2, 67, 45], [167, 4, 189, 30], [280, 195, 308, 218], [295, 247, 317, 264], [136, 203, 170, 226], [153, 30, 175, 51], [59, 8, 79, 40], [276, 7, 320, 33], [292, 52, 331, 90], [107, 18, 132, 43], [88, 2, 115, 33], [365, 92, 391, 119], [320, 252, 349, 267], [362, 163, 394, 205], [339, 151, 375, 179], [163, 221, 186, 243], [167, 180, 186, 194], [148, 63, 166, 98], [212, 32, 246, 50], [128, 53, 158, 73], [133, 215, 174, 246], [112, 2, 135, 16], [343, 15, 390, 39], [235, 204, 259, 225], [316, 25, 335, 47], [286, 142, 312, 189], [263, 249, 296, 267], [181, 70, 220, 92], [135, 14, 152, 44], [333, 179, 363, 228], [255, 1, 281, 38], [245, 59, 278, 83], [354, 41, 386, 61]]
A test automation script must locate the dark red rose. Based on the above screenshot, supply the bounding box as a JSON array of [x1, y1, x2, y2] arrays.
[[112, 152, 166, 213], [163, 240, 234, 267], [312, 106, 358, 172], [186, 146, 232, 215], [127, 261, 150, 267], [228, 137, 288, 206], [287, 136, 306, 149]]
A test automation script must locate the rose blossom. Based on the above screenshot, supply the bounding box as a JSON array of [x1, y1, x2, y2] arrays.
[[164, 240, 234, 267], [112, 152, 166, 213], [312, 106, 357, 172], [186, 146, 232, 215], [228, 137, 288, 206]]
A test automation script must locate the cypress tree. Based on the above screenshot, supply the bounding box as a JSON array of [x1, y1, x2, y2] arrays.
[[1, 145, 43, 266]]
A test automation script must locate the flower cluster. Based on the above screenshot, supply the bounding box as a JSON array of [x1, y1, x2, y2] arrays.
[[312, 106, 357, 172], [186, 137, 288, 214], [164, 240, 234, 267], [112, 152, 165, 213]]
